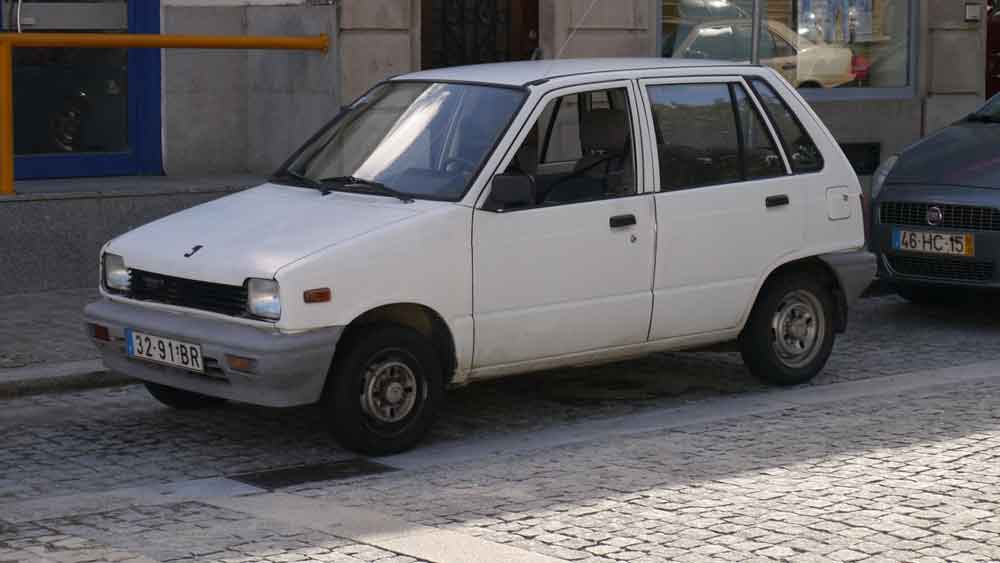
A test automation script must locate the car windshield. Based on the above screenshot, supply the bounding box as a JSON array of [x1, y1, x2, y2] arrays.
[[278, 81, 525, 201]]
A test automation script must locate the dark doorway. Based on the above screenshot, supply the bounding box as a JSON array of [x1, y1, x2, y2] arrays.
[[989, 1, 1000, 98], [421, 0, 539, 70]]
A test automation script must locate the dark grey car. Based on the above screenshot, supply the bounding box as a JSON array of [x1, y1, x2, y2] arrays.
[[871, 94, 1000, 303]]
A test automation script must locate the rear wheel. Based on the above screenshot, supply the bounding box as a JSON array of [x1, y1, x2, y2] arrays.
[[324, 324, 442, 456], [740, 272, 836, 386], [144, 382, 226, 410]]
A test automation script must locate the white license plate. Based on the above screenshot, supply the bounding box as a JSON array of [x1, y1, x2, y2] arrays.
[[893, 229, 975, 257], [126, 330, 204, 373]]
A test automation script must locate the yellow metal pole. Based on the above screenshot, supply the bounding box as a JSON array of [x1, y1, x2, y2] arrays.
[[0, 33, 328, 52], [0, 41, 12, 196]]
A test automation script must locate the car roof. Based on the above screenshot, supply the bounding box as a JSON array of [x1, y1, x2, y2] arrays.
[[393, 58, 748, 88]]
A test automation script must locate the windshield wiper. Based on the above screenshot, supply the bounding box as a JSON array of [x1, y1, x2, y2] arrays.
[[320, 176, 414, 203], [273, 169, 325, 192]]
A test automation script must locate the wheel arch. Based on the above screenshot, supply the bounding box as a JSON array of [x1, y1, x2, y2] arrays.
[[333, 302, 458, 387], [749, 256, 848, 334]]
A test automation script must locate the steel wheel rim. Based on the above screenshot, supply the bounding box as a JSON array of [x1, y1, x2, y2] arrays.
[[771, 289, 825, 369], [360, 358, 419, 425]]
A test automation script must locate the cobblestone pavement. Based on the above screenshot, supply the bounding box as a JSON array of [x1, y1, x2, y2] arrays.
[[294, 379, 1000, 563], [2, 373, 998, 562], [3, 296, 1000, 504], [0, 289, 100, 369], [0, 501, 427, 563]]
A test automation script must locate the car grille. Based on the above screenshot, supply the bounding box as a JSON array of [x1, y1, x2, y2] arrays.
[[880, 201, 1000, 231], [125, 269, 249, 317], [887, 255, 995, 282]]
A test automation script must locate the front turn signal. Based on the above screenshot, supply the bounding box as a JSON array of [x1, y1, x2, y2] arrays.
[[303, 288, 332, 304]]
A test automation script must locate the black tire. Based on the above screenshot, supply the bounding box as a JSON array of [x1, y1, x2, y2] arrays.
[[324, 324, 442, 456], [740, 272, 836, 386], [144, 381, 226, 410]]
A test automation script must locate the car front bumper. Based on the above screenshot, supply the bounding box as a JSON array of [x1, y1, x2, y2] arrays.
[[873, 186, 1000, 290], [84, 299, 343, 407]]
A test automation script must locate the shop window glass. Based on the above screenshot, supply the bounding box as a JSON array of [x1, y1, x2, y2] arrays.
[[760, 0, 910, 88], [647, 83, 742, 191], [661, 0, 752, 60], [748, 77, 824, 172], [5, 0, 129, 155], [662, 0, 911, 90]]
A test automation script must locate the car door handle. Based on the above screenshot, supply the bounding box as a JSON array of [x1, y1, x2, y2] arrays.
[[781, 63, 796, 70], [765, 194, 790, 208], [609, 214, 637, 228]]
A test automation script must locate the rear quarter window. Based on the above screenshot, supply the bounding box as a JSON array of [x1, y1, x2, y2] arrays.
[[747, 77, 824, 174]]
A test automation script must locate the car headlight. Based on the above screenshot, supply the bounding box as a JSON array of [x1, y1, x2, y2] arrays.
[[247, 278, 281, 320], [871, 154, 898, 201], [103, 253, 130, 292]]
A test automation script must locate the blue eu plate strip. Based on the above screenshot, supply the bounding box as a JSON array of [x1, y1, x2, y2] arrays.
[[892, 230, 902, 249], [125, 329, 134, 356]]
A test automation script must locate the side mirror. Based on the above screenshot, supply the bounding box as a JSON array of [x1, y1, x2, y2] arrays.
[[489, 174, 535, 211]]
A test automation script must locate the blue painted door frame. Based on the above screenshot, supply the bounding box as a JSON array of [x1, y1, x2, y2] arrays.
[[2, 2, 162, 179]]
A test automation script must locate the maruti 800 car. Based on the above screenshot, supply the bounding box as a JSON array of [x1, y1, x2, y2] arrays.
[[85, 59, 874, 455]]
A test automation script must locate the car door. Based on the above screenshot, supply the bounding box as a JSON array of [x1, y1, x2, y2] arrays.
[[471, 80, 655, 368], [638, 76, 805, 340]]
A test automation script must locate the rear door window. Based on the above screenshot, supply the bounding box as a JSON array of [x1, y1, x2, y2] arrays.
[[645, 81, 787, 191], [647, 83, 742, 191]]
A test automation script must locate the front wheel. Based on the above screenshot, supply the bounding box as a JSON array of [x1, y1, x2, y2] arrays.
[[324, 325, 442, 456], [740, 272, 836, 386], [144, 382, 226, 410]]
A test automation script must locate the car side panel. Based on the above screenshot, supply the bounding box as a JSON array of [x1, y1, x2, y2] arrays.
[[274, 205, 475, 372]]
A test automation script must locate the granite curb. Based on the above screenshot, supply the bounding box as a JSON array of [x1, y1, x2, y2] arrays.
[[0, 359, 134, 399]]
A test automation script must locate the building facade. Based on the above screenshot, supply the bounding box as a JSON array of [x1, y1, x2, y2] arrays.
[[0, 0, 989, 182], [0, 0, 988, 182]]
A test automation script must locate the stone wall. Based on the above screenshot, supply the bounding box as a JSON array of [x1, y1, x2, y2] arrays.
[[921, 0, 988, 134], [540, 0, 656, 60], [161, 2, 339, 176]]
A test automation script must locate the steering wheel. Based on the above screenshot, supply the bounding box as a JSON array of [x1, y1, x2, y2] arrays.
[[443, 157, 478, 174]]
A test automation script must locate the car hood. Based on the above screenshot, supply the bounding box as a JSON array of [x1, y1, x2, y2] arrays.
[[888, 122, 1000, 189], [107, 183, 444, 286]]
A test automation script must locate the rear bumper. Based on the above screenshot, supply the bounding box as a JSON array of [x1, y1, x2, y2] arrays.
[[819, 250, 877, 305], [84, 299, 342, 407]]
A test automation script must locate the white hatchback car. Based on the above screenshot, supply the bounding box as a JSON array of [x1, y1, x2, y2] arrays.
[[86, 59, 874, 455]]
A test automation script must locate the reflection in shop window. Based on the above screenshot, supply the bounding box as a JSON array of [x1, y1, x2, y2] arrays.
[[661, 0, 910, 90]]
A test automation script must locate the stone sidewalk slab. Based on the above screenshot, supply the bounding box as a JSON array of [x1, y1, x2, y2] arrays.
[[0, 288, 100, 369], [209, 493, 564, 563]]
